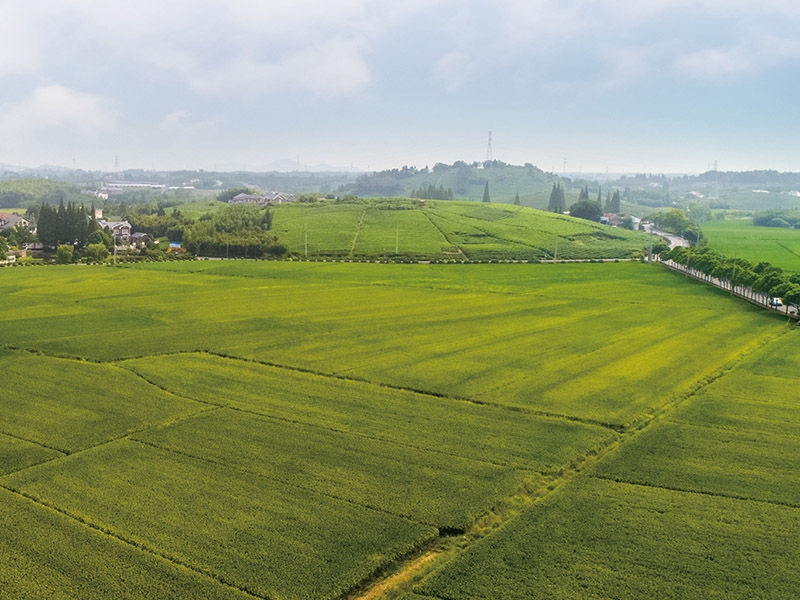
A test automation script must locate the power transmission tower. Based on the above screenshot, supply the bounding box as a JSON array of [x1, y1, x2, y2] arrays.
[[485, 131, 493, 163]]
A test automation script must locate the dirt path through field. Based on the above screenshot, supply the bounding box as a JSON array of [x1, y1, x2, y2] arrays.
[[354, 550, 443, 600]]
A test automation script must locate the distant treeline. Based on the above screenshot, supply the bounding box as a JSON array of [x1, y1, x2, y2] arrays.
[[753, 209, 800, 228]]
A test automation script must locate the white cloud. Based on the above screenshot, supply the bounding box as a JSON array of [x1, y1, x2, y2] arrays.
[[159, 110, 222, 135], [675, 35, 800, 80], [183, 39, 371, 97], [0, 85, 117, 139], [0, 5, 43, 75]]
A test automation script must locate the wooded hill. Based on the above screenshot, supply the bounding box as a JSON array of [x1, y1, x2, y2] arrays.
[[344, 161, 562, 208]]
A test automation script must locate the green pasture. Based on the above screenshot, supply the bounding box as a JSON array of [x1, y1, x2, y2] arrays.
[[1, 260, 798, 598], [703, 219, 800, 272]]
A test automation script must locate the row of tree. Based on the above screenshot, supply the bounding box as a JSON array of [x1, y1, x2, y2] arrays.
[[662, 246, 800, 308], [410, 184, 454, 200]]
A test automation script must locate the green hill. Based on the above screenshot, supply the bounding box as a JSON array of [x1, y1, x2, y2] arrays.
[[0, 179, 83, 208], [346, 162, 566, 208], [270, 198, 649, 261]]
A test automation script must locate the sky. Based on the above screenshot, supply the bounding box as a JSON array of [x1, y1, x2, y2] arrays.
[[1, 0, 799, 174]]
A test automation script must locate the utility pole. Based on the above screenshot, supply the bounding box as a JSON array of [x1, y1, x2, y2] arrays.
[[648, 227, 653, 264], [304, 223, 308, 258]]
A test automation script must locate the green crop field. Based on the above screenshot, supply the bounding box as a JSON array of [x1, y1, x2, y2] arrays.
[[418, 476, 800, 600], [267, 199, 650, 260], [703, 218, 800, 272], [418, 326, 800, 600], [1, 260, 798, 598]]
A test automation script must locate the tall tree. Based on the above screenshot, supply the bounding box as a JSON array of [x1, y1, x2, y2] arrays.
[[514, 192, 520, 206], [482, 181, 491, 203], [548, 183, 566, 213], [610, 189, 621, 213]]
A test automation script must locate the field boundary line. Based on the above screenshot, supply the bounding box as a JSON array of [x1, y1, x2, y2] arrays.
[[349, 207, 368, 258], [591, 475, 800, 510], [419, 208, 465, 258], [118, 361, 546, 471], [0, 483, 274, 600], [202, 350, 624, 432], [0, 428, 68, 456], [128, 438, 447, 530], [775, 240, 800, 260], [659, 415, 800, 441], [605, 324, 797, 437]]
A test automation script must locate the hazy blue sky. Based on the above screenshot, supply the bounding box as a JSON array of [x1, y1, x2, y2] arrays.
[[1, 0, 798, 173]]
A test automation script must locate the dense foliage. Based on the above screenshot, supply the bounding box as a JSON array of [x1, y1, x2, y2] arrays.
[[753, 209, 800, 228], [182, 204, 285, 258], [568, 199, 603, 222], [652, 207, 704, 244]]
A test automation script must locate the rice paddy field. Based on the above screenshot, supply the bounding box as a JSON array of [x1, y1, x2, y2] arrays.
[[703, 218, 800, 272], [1, 260, 799, 599]]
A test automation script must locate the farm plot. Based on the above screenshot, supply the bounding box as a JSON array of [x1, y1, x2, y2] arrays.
[[593, 421, 800, 505], [2, 440, 437, 600], [132, 408, 522, 530], [272, 202, 363, 257], [0, 487, 253, 600], [594, 330, 800, 505], [0, 432, 61, 476], [703, 219, 800, 273], [120, 353, 616, 473], [1, 262, 787, 430], [422, 202, 648, 260], [0, 350, 207, 453], [353, 206, 450, 257], [417, 476, 800, 599]]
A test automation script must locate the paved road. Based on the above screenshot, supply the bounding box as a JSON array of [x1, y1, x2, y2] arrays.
[[643, 224, 689, 249]]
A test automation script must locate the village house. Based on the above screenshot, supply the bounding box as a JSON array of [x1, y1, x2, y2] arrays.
[[98, 219, 132, 244], [229, 192, 296, 205], [0, 213, 30, 233]]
